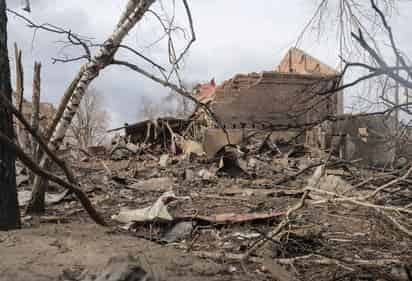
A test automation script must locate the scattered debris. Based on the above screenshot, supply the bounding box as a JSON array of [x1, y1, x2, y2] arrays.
[[159, 154, 169, 167], [175, 136, 205, 157], [112, 191, 189, 223], [190, 210, 285, 225], [128, 177, 174, 192], [161, 221, 194, 243], [18, 190, 72, 206], [8, 43, 412, 281]]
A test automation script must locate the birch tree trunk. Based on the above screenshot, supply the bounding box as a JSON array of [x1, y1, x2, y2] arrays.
[[26, 0, 156, 214]]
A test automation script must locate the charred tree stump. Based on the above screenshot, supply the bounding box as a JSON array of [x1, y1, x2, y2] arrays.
[[13, 42, 27, 149], [30, 62, 41, 161], [0, 0, 21, 230]]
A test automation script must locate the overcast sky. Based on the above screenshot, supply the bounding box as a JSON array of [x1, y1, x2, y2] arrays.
[[7, 1, 412, 128]]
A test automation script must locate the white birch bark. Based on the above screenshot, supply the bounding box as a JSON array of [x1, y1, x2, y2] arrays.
[[27, 0, 156, 213], [50, 0, 155, 150]]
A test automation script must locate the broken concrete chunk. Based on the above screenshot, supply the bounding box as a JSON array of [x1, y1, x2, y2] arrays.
[[176, 137, 205, 157], [197, 168, 215, 181], [161, 221, 194, 243], [307, 165, 353, 200], [159, 154, 169, 167]]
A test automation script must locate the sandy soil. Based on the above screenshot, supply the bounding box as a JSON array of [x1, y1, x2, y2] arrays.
[[0, 222, 259, 281]]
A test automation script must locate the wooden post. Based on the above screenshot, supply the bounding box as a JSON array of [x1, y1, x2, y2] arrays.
[[31, 62, 41, 163], [14, 43, 26, 148]]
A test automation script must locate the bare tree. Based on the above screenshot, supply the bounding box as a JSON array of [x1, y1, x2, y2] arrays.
[[297, 0, 412, 120], [8, 0, 223, 214], [0, 0, 20, 230], [68, 88, 110, 149], [138, 81, 197, 120], [25, 0, 157, 214]]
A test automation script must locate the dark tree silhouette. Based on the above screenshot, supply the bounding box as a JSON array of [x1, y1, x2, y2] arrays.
[[0, 0, 21, 230]]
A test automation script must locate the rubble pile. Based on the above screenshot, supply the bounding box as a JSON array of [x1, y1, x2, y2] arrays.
[[16, 128, 412, 281]]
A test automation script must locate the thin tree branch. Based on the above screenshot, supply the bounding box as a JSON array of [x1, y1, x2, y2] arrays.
[[0, 84, 107, 226], [0, 131, 107, 226]]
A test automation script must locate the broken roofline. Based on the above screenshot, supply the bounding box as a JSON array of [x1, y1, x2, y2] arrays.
[[125, 117, 189, 131], [220, 71, 340, 86], [194, 71, 340, 105], [193, 46, 342, 105], [277, 47, 339, 75], [107, 117, 190, 133]]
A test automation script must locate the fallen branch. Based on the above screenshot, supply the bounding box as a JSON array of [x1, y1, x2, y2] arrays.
[[275, 254, 404, 268], [380, 210, 412, 237], [308, 187, 412, 215], [242, 190, 310, 261], [362, 165, 412, 200], [192, 251, 262, 264], [343, 172, 398, 195], [274, 163, 323, 185], [0, 131, 107, 226], [308, 187, 412, 237], [192, 251, 404, 270]]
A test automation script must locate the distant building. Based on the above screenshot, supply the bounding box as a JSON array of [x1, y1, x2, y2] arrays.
[[195, 47, 343, 129]]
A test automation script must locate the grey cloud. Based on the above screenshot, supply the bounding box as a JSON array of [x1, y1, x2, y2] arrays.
[[7, 0, 412, 128]]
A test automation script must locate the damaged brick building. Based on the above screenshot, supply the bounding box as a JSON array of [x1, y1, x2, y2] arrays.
[[195, 48, 343, 156], [200, 48, 343, 130], [197, 48, 396, 165], [122, 47, 396, 166]]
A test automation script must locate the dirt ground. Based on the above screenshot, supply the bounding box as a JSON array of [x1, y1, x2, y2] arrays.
[[1, 223, 252, 281]]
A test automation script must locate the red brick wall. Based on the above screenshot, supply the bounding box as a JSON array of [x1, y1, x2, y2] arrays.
[[211, 72, 339, 129]]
